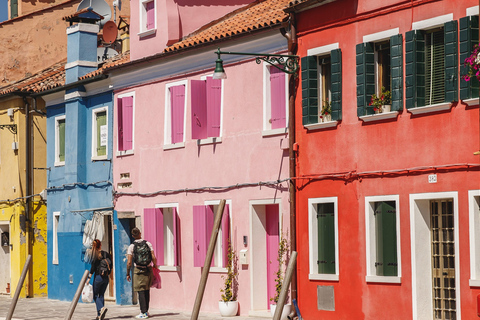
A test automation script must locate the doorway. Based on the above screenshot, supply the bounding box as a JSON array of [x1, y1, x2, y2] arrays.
[[96, 211, 115, 301], [0, 223, 10, 294]]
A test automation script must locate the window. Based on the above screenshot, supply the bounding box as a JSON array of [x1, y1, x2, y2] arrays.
[[263, 64, 287, 135], [469, 190, 480, 286], [139, 0, 156, 36], [92, 107, 108, 159], [55, 115, 66, 166], [144, 206, 180, 270], [191, 77, 223, 143], [406, 16, 457, 113], [301, 44, 342, 128], [460, 15, 479, 101], [192, 201, 230, 270], [53, 212, 60, 264], [117, 93, 134, 155], [356, 30, 403, 117], [365, 195, 401, 283], [308, 197, 338, 281], [164, 81, 187, 148]]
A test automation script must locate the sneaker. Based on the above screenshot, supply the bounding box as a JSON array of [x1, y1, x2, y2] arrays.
[[99, 307, 108, 320], [135, 313, 149, 319]]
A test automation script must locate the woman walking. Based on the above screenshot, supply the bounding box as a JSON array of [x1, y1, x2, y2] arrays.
[[89, 239, 112, 320]]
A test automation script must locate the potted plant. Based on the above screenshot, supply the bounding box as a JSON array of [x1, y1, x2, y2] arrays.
[[463, 43, 480, 82], [219, 239, 239, 317], [369, 87, 391, 113], [320, 99, 332, 122], [270, 234, 291, 320]]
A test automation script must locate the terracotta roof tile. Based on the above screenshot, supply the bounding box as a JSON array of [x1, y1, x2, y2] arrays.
[[79, 51, 130, 80]]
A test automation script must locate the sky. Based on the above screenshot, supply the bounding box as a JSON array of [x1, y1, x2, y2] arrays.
[[0, 0, 7, 22]]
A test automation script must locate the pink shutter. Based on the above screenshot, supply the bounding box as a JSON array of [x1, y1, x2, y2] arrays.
[[206, 77, 221, 138], [193, 206, 207, 267], [170, 85, 185, 144], [122, 96, 133, 151], [172, 207, 179, 266], [266, 204, 280, 304], [117, 98, 124, 151], [191, 80, 207, 140], [143, 208, 162, 266], [146, 1, 155, 30], [221, 204, 230, 268], [156, 208, 164, 266], [270, 67, 286, 129], [206, 205, 215, 267]]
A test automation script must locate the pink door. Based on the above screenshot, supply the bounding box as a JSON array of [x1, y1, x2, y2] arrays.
[[266, 204, 279, 307]]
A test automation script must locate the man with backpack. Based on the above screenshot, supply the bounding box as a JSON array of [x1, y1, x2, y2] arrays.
[[126, 227, 157, 319]]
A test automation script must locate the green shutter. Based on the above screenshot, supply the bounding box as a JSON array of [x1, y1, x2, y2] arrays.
[[10, 0, 18, 18], [459, 16, 479, 100], [301, 56, 319, 125], [390, 34, 403, 111], [356, 43, 375, 116], [58, 119, 65, 162], [96, 111, 107, 156], [317, 203, 335, 274], [330, 49, 342, 121], [444, 20, 458, 103], [406, 30, 426, 109], [375, 201, 397, 277]]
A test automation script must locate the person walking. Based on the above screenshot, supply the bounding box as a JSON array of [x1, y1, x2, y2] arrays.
[[127, 227, 157, 319], [89, 239, 112, 320]]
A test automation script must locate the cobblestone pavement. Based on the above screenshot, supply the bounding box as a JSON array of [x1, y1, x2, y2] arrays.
[[0, 296, 269, 320]]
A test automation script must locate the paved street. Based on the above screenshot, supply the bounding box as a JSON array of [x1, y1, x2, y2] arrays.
[[0, 296, 269, 320]]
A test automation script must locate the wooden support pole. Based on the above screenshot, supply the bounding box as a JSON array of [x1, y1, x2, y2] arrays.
[[64, 269, 90, 320], [273, 251, 297, 320], [191, 199, 226, 320], [6, 254, 32, 320]]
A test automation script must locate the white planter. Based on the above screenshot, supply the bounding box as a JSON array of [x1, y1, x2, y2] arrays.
[[270, 304, 292, 320], [375, 104, 391, 114], [219, 300, 238, 317], [321, 114, 332, 122]]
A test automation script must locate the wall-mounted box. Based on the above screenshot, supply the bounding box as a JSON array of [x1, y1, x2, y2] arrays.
[[239, 249, 248, 265]]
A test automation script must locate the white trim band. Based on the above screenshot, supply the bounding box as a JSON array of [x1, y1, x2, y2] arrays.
[[307, 43, 339, 56], [65, 60, 98, 70], [412, 13, 453, 30], [67, 23, 100, 35], [363, 28, 400, 43]]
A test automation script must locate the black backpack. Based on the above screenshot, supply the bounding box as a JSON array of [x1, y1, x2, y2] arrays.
[[98, 252, 112, 276], [133, 240, 152, 267]]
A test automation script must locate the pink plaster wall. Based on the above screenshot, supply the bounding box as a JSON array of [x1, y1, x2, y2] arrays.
[[113, 58, 290, 315]]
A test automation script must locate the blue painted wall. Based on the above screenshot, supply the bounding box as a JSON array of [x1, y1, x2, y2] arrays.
[[0, 0, 7, 22]]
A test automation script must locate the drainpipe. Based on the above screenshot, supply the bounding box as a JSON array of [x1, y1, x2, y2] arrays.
[[23, 96, 32, 297]]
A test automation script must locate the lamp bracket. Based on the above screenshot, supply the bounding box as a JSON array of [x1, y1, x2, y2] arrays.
[[0, 124, 17, 134]]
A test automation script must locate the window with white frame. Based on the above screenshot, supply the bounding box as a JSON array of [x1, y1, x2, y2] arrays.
[[117, 93, 134, 156], [139, 0, 156, 36], [193, 200, 230, 271], [308, 197, 338, 280], [164, 81, 187, 148], [263, 64, 288, 135], [92, 107, 108, 159], [53, 212, 60, 264], [469, 190, 480, 286], [55, 115, 66, 166], [365, 195, 401, 283], [143, 206, 180, 270]]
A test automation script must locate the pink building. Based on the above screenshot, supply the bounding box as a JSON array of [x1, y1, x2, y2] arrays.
[[107, 0, 294, 315]]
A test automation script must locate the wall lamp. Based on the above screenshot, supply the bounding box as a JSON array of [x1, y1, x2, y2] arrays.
[[213, 48, 299, 80]]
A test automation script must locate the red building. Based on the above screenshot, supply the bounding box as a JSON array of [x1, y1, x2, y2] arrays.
[[289, 0, 480, 318]]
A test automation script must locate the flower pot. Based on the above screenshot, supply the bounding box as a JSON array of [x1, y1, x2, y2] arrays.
[[322, 114, 332, 122], [375, 104, 391, 114], [219, 300, 238, 317], [270, 303, 292, 320]]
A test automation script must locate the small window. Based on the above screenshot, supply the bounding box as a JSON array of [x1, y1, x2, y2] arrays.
[[191, 77, 223, 142], [139, 0, 156, 36], [53, 212, 60, 264], [263, 64, 287, 135], [117, 93, 134, 155], [92, 107, 108, 159], [55, 116, 66, 166], [425, 28, 445, 105], [375, 41, 391, 94], [164, 81, 187, 148]]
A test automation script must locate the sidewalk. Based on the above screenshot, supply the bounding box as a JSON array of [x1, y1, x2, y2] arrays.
[[0, 296, 270, 320]]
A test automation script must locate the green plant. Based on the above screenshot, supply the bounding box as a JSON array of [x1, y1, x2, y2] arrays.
[[463, 43, 480, 82], [270, 233, 289, 304], [320, 99, 331, 117], [369, 87, 391, 113], [220, 239, 238, 302]]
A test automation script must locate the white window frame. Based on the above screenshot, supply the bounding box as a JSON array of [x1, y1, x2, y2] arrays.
[[205, 199, 232, 273], [196, 75, 224, 146], [138, 0, 156, 37], [364, 195, 401, 283], [116, 92, 135, 156], [91, 106, 108, 160], [469, 190, 480, 287], [262, 63, 288, 136], [163, 80, 188, 150], [54, 115, 66, 167], [154, 203, 180, 271], [308, 197, 339, 281], [53, 211, 60, 264]]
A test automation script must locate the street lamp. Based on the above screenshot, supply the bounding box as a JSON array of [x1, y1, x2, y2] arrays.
[[212, 48, 299, 79]]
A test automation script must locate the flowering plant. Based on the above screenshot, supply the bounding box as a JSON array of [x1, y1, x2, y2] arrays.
[[369, 87, 391, 113], [320, 99, 331, 117], [463, 44, 480, 82]]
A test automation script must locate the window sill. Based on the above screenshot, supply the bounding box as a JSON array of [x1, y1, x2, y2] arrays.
[[116, 150, 134, 157], [359, 111, 399, 122], [308, 274, 339, 281], [52, 259, 58, 265], [262, 128, 287, 137], [469, 279, 480, 287], [138, 29, 156, 38], [304, 121, 338, 131], [197, 137, 221, 146], [159, 266, 180, 272], [365, 275, 401, 283], [463, 98, 479, 106], [209, 267, 227, 273], [91, 155, 108, 161], [54, 161, 65, 167], [407, 102, 452, 115], [163, 142, 185, 150]]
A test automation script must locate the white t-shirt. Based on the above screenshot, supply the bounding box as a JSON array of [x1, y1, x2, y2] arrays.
[[127, 239, 154, 266]]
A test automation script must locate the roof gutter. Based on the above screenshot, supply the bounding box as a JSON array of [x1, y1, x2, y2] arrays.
[[30, 74, 108, 98]]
